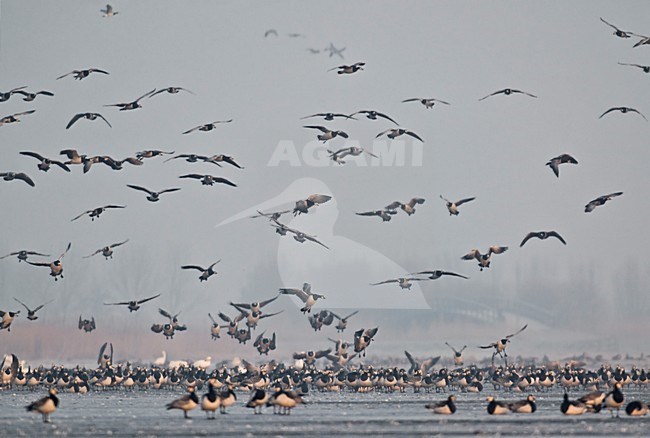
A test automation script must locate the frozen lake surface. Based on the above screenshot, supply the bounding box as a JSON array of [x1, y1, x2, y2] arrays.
[[1, 388, 649, 436]]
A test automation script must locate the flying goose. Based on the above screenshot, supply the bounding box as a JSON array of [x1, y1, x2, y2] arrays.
[[78, 316, 96, 333], [546, 154, 578, 178], [26, 388, 59, 423], [410, 270, 468, 280], [126, 184, 181, 202], [330, 310, 358, 332], [405, 351, 440, 375], [100, 4, 118, 17], [478, 88, 537, 101], [328, 62, 365, 74], [600, 17, 633, 38], [618, 62, 650, 73], [325, 42, 346, 59], [349, 110, 398, 125], [270, 220, 329, 249], [279, 282, 325, 313], [150, 87, 194, 97], [375, 128, 423, 142], [445, 342, 467, 366], [303, 125, 349, 142], [26, 242, 71, 281], [0, 86, 27, 102], [202, 155, 244, 168], [207, 313, 223, 339], [254, 332, 277, 355], [479, 324, 527, 366], [354, 327, 378, 356], [135, 150, 175, 160], [386, 197, 425, 215], [57, 68, 109, 80], [13, 298, 53, 320], [182, 119, 232, 134], [14, 90, 54, 101], [181, 260, 220, 282], [599, 107, 647, 121], [461, 246, 508, 271], [230, 294, 279, 313], [0, 110, 36, 126], [164, 153, 209, 163], [178, 174, 237, 187], [584, 192, 623, 213], [440, 195, 475, 216], [250, 209, 292, 221], [0, 250, 49, 263], [104, 293, 160, 312], [71, 205, 126, 221], [293, 194, 332, 215], [264, 29, 278, 38], [104, 89, 156, 111], [633, 34, 650, 48], [19, 151, 70, 172], [0, 172, 35, 187], [99, 156, 143, 171], [328, 147, 377, 164], [83, 239, 129, 259], [66, 112, 112, 129], [355, 209, 398, 222], [371, 277, 425, 290], [301, 112, 355, 121], [520, 231, 566, 247], [402, 97, 450, 108]]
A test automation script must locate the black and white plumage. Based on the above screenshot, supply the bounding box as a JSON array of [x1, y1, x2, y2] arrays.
[[328, 147, 377, 164], [57, 68, 109, 80], [104, 89, 156, 111], [182, 119, 232, 134], [13, 297, 53, 321], [440, 195, 475, 216], [181, 260, 220, 282], [328, 62, 365, 74], [104, 294, 160, 312], [270, 220, 329, 249], [509, 395, 537, 413], [293, 194, 332, 215], [599, 107, 647, 121], [486, 396, 510, 415], [546, 154, 578, 178], [355, 209, 398, 222], [167, 386, 199, 419], [279, 283, 325, 313], [97, 342, 113, 368], [150, 87, 194, 97], [301, 112, 355, 121], [350, 110, 398, 125], [78, 316, 96, 333], [404, 350, 440, 375], [410, 270, 468, 280], [371, 277, 426, 290], [26, 242, 72, 281], [101, 4, 118, 17], [375, 128, 423, 142], [230, 295, 279, 314], [126, 184, 181, 202], [354, 327, 378, 356], [303, 125, 349, 142], [26, 389, 59, 423], [178, 174, 237, 187], [479, 324, 527, 366], [0, 172, 35, 187], [520, 231, 566, 247], [461, 246, 508, 271], [0, 250, 50, 263], [599, 17, 633, 38], [402, 97, 450, 108], [584, 192, 623, 213], [330, 310, 358, 332], [445, 342, 467, 366], [13, 90, 54, 101], [626, 401, 649, 416], [136, 150, 175, 160], [425, 395, 456, 415], [250, 209, 292, 221], [71, 205, 126, 222], [478, 88, 537, 101], [0, 110, 36, 126], [84, 239, 129, 259], [19, 151, 71, 172], [66, 112, 112, 129], [254, 331, 277, 355], [385, 198, 425, 216], [0, 86, 27, 102]]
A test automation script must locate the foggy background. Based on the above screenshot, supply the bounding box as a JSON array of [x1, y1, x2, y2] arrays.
[[0, 1, 648, 367]]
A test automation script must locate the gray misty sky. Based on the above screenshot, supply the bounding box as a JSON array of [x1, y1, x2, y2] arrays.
[[0, 1, 649, 366]]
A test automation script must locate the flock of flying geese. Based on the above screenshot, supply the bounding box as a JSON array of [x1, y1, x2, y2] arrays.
[[1, 8, 649, 427]]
